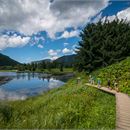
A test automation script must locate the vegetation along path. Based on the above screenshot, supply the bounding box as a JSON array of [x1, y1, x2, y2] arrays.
[[86, 83, 130, 130]]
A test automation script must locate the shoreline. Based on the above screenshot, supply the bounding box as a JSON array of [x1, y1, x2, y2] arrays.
[[0, 76, 13, 85]]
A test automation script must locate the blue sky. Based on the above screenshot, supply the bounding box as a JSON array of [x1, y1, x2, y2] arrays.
[[0, 0, 130, 63]]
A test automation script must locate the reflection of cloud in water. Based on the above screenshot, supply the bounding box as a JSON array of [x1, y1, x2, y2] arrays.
[[0, 72, 66, 101], [48, 78, 65, 89], [0, 88, 27, 101]]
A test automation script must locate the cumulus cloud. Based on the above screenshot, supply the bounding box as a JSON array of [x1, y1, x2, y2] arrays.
[[117, 7, 130, 21], [0, 0, 109, 38], [48, 49, 61, 56], [59, 30, 79, 39], [64, 42, 69, 46], [48, 49, 61, 60], [51, 56, 59, 60], [0, 35, 30, 50], [30, 34, 45, 46], [48, 49, 58, 56], [62, 48, 72, 54], [37, 44, 43, 48], [102, 7, 130, 22]]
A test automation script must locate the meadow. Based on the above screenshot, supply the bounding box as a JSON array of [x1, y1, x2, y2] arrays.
[[0, 73, 115, 129]]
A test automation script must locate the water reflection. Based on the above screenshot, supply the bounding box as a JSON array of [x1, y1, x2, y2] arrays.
[[0, 72, 67, 100]]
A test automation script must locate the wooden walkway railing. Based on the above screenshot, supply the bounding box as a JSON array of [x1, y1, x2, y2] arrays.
[[85, 83, 130, 130]]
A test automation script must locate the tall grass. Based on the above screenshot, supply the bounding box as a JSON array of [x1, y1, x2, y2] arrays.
[[0, 73, 115, 129]]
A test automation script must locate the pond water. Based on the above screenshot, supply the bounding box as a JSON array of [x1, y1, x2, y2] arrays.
[[0, 72, 68, 101]]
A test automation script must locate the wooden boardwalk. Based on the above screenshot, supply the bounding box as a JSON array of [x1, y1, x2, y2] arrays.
[[85, 83, 130, 130]]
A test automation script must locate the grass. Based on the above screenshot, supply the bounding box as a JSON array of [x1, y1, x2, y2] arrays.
[[15, 68, 74, 75], [90, 57, 130, 95], [0, 73, 116, 129], [0, 70, 17, 72], [38, 68, 74, 75]]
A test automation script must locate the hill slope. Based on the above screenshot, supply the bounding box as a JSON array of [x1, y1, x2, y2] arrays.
[[32, 59, 51, 64], [32, 54, 76, 66], [90, 57, 130, 95], [55, 54, 76, 66], [0, 53, 20, 66]]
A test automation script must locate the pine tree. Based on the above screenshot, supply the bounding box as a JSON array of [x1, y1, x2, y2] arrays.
[[76, 18, 130, 72]]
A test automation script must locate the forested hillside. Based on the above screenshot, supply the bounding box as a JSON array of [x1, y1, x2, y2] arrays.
[[55, 54, 76, 66], [0, 53, 20, 66]]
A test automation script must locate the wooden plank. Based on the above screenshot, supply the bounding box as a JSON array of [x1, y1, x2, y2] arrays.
[[85, 83, 130, 130]]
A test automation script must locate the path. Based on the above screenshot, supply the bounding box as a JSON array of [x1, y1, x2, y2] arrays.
[[85, 83, 130, 130]]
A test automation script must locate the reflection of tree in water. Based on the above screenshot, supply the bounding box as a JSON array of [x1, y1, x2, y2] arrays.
[[37, 74, 52, 82], [28, 73, 31, 80], [16, 73, 26, 80], [0, 76, 13, 86], [22, 73, 26, 79], [46, 77, 50, 82], [16, 72, 73, 83], [16, 73, 20, 80], [32, 73, 35, 78], [39, 77, 50, 82], [52, 73, 74, 82]]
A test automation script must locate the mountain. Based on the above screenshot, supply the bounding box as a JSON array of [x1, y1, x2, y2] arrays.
[[32, 54, 76, 66], [32, 59, 51, 64], [0, 53, 20, 66], [54, 54, 76, 66]]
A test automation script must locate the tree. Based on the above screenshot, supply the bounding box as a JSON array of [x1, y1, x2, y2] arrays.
[[76, 18, 130, 72], [59, 63, 64, 72], [46, 62, 52, 72]]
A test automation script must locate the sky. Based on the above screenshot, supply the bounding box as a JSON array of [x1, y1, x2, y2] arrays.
[[0, 0, 130, 63]]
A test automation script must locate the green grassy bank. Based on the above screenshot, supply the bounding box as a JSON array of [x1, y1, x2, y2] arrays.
[[0, 68, 74, 76], [41, 68, 74, 75], [0, 73, 115, 129], [0, 70, 17, 72], [90, 57, 130, 95]]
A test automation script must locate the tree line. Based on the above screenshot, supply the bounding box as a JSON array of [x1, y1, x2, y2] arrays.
[[16, 61, 73, 72]]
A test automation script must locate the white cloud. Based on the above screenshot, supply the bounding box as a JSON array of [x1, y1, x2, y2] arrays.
[[64, 42, 69, 46], [102, 7, 130, 22], [59, 30, 80, 39], [38, 44, 43, 48], [48, 49, 61, 56], [62, 48, 72, 54], [117, 7, 130, 21], [0, 0, 109, 38], [92, 12, 102, 23], [72, 44, 79, 54], [48, 49, 58, 56], [48, 49, 61, 60], [51, 56, 59, 60], [57, 49, 61, 53], [0, 35, 30, 50]]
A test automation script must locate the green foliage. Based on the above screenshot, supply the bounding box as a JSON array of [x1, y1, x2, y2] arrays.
[[90, 57, 130, 95], [55, 54, 76, 68], [59, 63, 64, 72], [16, 55, 76, 72], [76, 18, 130, 72], [0, 53, 20, 67], [0, 74, 115, 129]]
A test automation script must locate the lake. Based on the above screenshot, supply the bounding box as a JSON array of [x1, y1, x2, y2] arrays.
[[0, 72, 71, 101]]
